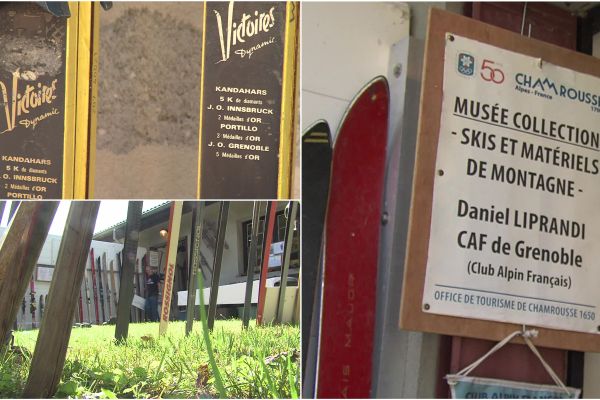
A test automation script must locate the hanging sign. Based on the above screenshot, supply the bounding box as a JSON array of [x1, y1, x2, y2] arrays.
[[400, 8, 600, 352], [198, 1, 298, 199], [446, 376, 580, 399]]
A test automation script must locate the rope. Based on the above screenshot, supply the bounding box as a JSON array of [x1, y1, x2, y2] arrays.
[[451, 328, 571, 396]]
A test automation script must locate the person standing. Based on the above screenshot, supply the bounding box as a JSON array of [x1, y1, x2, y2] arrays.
[[145, 266, 163, 322]]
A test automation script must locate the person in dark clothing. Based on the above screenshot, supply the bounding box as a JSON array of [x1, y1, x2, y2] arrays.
[[145, 266, 163, 322]]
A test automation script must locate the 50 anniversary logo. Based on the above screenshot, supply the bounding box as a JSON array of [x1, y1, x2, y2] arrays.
[[0, 69, 60, 134]]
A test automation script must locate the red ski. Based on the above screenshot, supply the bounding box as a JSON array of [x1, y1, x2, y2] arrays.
[[89, 249, 100, 325], [316, 77, 389, 398]]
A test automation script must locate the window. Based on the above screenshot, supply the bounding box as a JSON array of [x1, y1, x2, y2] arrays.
[[242, 208, 298, 275]]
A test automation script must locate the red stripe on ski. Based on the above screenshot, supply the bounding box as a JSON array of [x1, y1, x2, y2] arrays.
[[317, 78, 388, 398], [257, 201, 278, 324]]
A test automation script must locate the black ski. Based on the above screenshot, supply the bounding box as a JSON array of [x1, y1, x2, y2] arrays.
[[301, 120, 332, 391]]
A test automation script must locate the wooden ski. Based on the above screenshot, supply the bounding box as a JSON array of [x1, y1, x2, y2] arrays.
[[159, 201, 184, 335], [301, 121, 332, 387], [89, 249, 100, 324], [316, 77, 389, 398]]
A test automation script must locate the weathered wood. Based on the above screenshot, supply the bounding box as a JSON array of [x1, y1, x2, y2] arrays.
[[276, 202, 298, 323], [7, 201, 20, 222], [23, 201, 100, 398], [186, 201, 205, 336], [159, 201, 184, 335], [115, 201, 143, 341], [0, 202, 58, 346], [243, 202, 264, 328], [207, 201, 230, 331], [257, 201, 278, 325]]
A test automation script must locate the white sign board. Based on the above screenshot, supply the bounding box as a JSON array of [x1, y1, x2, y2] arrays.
[[271, 241, 284, 255], [36, 266, 54, 282], [132, 294, 146, 310], [148, 251, 161, 267], [423, 34, 600, 334]]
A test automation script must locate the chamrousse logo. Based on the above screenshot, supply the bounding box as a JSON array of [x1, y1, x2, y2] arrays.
[[515, 73, 600, 108], [457, 53, 475, 76], [213, 1, 277, 64]]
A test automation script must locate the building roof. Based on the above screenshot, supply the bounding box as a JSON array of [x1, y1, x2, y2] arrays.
[[93, 201, 215, 242]]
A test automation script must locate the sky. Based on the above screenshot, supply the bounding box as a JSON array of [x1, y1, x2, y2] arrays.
[[0, 201, 168, 235]]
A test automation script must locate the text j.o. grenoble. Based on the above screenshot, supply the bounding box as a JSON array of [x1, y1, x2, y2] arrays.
[[214, 1, 276, 63]]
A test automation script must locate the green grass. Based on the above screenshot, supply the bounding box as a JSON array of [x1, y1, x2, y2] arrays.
[[1, 320, 299, 399]]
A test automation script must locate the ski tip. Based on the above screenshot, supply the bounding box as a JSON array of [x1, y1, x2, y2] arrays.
[[303, 120, 331, 144], [335, 76, 389, 145]]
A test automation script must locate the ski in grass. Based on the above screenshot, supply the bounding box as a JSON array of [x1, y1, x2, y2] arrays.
[[316, 77, 389, 398], [135, 258, 142, 322], [109, 260, 119, 315], [78, 281, 84, 323], [89, 249, 100, 325], [29, 277, 36, 329], [301, 120, 332, 390], [159, 201, 184, 335], [97, 256, 106, 323], [83, 272, 92, 323], [102, 253, 112, 320]]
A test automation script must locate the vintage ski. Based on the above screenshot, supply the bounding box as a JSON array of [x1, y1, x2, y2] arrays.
[[83, 272, 92, 323], [101, 253, 112, 319], [316, 77, 389, 398], [77, 285, 84, 323], [39, 295, 44, 320], [89, 249, 100, 324], [29, 278, 36, 329], [97, 256, 106, 323], [134, 258, 141, 323], [109, 259, 118, 313], [301, 120, 332, 388], [159, 201, 184, 335]]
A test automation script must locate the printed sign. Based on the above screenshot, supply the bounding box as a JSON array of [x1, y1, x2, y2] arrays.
[[36, 265, 54, 282], [148, 250, 161, 267], [422, 34, 600, 333], [199, 1, 291, 198], [131, 294, 146, 310], [446, 375, 580, 399], [0, 4, 66, 199]]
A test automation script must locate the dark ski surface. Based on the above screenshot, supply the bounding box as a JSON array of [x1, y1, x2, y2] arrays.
[[301, 120, 332, 390]]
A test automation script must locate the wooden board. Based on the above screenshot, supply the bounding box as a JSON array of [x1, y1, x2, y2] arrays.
[[399, 8, 600, 353]]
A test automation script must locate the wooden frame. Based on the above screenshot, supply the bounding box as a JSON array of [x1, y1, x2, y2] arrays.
[[399, 8, 600, 352], [64, 2, 100, 199]]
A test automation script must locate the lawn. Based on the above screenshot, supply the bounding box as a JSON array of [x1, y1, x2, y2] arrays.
[[1, 320, 299, 399]]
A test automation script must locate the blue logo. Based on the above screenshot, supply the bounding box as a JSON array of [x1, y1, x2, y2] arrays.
[[457, 53, 475, 76]]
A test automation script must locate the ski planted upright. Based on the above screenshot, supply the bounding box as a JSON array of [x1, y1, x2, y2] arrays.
[[83, 273, 92, 323], [316, 77, 389, 398], [29, 277, 36, 329], [97, 256, 106, 323], [301, 120, 332, 391], [109, 259, 119, 313], [89, 249, 100, 324], [102, 253, 112, 319]]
